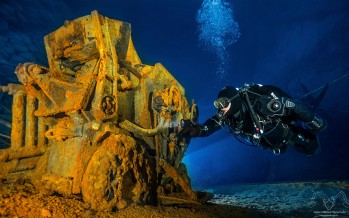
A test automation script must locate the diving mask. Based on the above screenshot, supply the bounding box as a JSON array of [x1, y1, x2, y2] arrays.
[[214, 93, 240, 110], [214, 98, 231, 117], [214, 97, 230, 110]]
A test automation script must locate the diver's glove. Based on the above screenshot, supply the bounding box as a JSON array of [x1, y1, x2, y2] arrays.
[[179, 125, 201, 137], [177, 120, 201, 142]]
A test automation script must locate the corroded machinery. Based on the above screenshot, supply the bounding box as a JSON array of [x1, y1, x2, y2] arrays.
[[0, 11, 201, 211]]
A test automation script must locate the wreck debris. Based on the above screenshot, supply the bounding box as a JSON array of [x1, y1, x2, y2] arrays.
[[0, 11, 208, 211]]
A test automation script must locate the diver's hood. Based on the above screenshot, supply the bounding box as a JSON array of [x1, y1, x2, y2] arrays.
[[216, 86, 243, 118], [217, 86, 239, 99]]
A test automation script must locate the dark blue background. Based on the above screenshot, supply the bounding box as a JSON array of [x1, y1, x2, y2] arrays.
[[1, 0, 348, 187]]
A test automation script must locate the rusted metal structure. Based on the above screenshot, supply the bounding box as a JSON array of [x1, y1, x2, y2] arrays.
[[0, 11, 202, 211]]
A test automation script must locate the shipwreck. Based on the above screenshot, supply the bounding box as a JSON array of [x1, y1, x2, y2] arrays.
[[0, 11, 205, 211]]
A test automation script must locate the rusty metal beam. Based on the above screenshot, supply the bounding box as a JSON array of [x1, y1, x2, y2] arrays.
[[11, 91, 25, 149], [25, 95, 36, 147], [159, 159, 197, 201], [37, 101, 46, 148], [8, 156, 41, 173], [7, 147, 46, 161], [0, 84, 26, 95]]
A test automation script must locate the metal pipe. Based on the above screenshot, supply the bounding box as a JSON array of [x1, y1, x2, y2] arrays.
[[25, 95, 36, 147], [11, 91, 25, 149], [119, 60, 142, 79], [37, 101, 46, 148], [119, 118, 165, 136]]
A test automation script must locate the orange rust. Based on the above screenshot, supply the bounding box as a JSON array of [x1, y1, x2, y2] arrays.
[[0, 11, 202, 211], [11, 91, 25, 149]]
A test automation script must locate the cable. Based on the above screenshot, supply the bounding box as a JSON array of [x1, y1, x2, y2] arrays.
[[297, 72, 349, 101], [211, 115, 256, 146], [295, 72, 349, 113]]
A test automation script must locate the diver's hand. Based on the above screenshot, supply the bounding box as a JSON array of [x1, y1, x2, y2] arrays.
[[178, 125, 201, 142], [182, 125, 201, 137]]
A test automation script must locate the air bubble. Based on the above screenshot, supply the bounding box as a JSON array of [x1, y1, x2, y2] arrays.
[[197, 0, 240, 78]]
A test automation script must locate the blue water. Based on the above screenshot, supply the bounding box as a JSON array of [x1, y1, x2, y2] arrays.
[[197, 0, 240, 77], [1, 0, 349, 190]]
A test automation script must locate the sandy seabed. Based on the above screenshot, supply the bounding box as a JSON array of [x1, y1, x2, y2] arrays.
[[1, 181, 348, 217], [0, 182, 276, 218]]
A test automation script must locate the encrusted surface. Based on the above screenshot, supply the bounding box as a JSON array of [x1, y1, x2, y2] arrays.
[[0, 182, 275, 218], [0, 11, 202, 211]]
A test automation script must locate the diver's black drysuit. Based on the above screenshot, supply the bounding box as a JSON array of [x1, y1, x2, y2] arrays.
[[180, 84, 326, 155]]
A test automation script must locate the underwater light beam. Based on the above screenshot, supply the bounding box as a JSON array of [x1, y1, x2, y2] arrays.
[[196, 0, 240, 78]]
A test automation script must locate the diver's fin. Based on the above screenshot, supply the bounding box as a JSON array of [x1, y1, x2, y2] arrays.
[[298, 82, 329, 108], [298, 72, 349, 103]]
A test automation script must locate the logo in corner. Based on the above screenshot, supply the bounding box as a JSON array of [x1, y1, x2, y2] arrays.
[[310, 191, 349, 211]]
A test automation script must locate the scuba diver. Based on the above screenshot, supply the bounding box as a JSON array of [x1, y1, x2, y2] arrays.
[[179, 84, 327, 155]]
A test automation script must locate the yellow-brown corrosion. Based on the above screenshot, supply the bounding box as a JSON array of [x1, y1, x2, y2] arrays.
[[0, 11, 204, 211]]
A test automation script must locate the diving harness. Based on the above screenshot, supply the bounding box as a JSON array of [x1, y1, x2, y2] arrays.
[[212, 84, 288, 155]]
